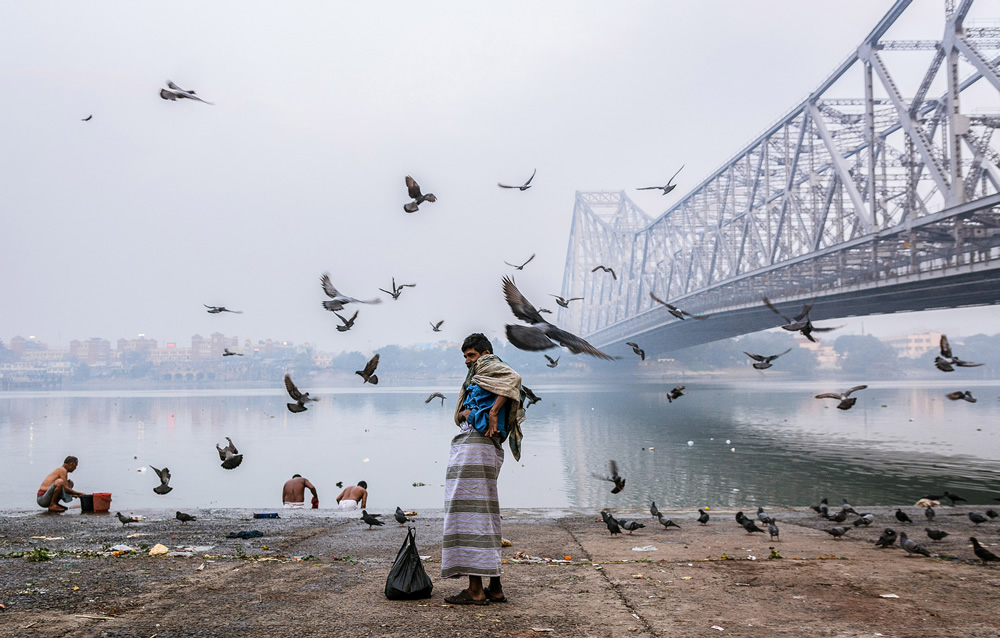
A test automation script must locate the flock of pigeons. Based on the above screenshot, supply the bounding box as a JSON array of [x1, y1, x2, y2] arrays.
[[596, 494, 1000, 566]]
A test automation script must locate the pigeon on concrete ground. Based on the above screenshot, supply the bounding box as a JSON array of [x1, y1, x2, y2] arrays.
[[769, 520, 780, 540], [925, 506, 936, 522], [899, 532, 932, 557], [601, 511, 621, 536], [970, 537, 1000, 564], [757, 507, 773, 525], [116, 512, 136, 527], [176, 511, 196, 524], [656, 513, 680, 530], [742, 517, 765, 534], [895, 509, 913, 524], [840, 498, 858, 515], [825, 509, 848, 523], [697, 508, 710, 525], [619, 519, 645, 535], [394, 507, 413, 526], [826, 526, 849, 539], [150, 466, 172, 495], [216, 437, 243, 470], [986, 509, 999, 519], [925, 528, 950, 541], [853, 513, 875, 527], [875, 528, 897, 548], [969, 512, 989, 525], [361, 510, 384, 529], [650, 501, 659, 519]]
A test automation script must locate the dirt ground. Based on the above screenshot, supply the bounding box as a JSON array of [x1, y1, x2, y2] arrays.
[[1, 505, 999, 637]]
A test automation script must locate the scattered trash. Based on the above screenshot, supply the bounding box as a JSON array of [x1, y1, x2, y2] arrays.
[[125, 533, 148, 539], [725, 440, 731, 444], [196, 563, 204, 571], [531, 629, 554, 633], [417, 603, 453, 607], [681, 576, 692, 580], [72, 586, 79, 591], [227, 531, 264, 539], [712, 626, 725, 631], [148, 544, 169, 556], [631, 574, 644, 579], [564, 556, 572, 561], [648, 447, 655, 451], [687, 441, 694, 446], [75, 614, 114, 621], [30, 536, 65, 541], [412, 482, 426, 487], [880, 594, 899, 598], [632, 546, 657, 552], [109, 544, 135, 552], [501, 538, 512, 547], [253, 513, 279, 519]]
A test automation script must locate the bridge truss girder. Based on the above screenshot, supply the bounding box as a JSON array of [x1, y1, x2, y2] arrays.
[[560, 0, 1000, 350]]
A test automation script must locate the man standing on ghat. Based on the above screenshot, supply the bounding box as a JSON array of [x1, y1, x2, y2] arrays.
[[441, 333, 525, 605]]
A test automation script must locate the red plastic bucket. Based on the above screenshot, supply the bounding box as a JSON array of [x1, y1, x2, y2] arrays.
[[91, 492, 112, 513]]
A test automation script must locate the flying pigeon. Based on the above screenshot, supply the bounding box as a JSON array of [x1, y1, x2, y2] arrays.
[[649, 292, 708, 320], [544, 355, 560, 368], [425, 392, 447, 405], [626, 342, 645, 361], [285, 374, 318, 413], [150, 466, 172, 495], [335, 311, 358, 332], [503, 277, 615, 359], [216, 437, 243, 470], [637, 165, 684, 195], [498, 168, 536, 191], [504, 254, 535, 270], [356, 354, 380, 385], [379, 277, 416, 300], [160, 80, 213, 105], [815, 385, 868, 410], [743, 348, 792, 370], [204, 305, 241, 314], [403, 175, 437, 213], [430, 320, 444, 332], [591, 265, 617, 280], [320, 273, 382, 312], [592, 460, 626, 494], [935, 334, 984, 372]]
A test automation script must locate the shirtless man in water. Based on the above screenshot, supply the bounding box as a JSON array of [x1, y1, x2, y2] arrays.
[[38, 456, 84, 512], [336, 481, 368, 511], [282, 474, 319, 509]]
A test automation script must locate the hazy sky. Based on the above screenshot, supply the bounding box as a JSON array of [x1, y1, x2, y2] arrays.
[[3, 1, 998, 353]]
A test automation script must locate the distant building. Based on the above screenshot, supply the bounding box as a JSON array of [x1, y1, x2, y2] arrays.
[[69, 338, 111, 365], [117, 335, 158, 355], [884, 331, 943, 359], [794, 336, 838, 368]]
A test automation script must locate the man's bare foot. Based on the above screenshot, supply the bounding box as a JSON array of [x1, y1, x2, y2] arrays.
[[47, 504, 67, 512]]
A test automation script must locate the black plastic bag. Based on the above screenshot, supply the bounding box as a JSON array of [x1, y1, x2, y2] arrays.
[[385, 526, 433, 600]]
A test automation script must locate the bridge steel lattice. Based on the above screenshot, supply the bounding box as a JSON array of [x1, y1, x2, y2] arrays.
[[560, 0, 1000, 355]]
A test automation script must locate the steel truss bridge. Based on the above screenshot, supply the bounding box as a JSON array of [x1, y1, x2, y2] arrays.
[[559, 0, 1000, 356]]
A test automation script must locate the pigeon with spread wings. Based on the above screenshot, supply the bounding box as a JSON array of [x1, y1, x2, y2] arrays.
[[379, 277, 416, 300], [935, 334, 984, 372], [592, 265, 617, 280], [216, 437, 243, 470], [498, 168, 536, 191], [544, 355, 559, 368], [150, 466, 173, 495], [430, 320, 444, 332], [160, 80, 214, 105], [626, 342, 645, 361], [649, 293, 708, 320], [320, 273, 382, 312], [425, 392, 446, 405], [356, 354, 380, 385], [285, 374, 318, 413], [815, 385, 868, 410], [744, 348, 792, 370], [592, 460, 626, 494], [551, 294, 584, 308], [504, 254, 535, 270], [335, 311, 358, 332], [205, 304, 242, 314], [503, 277, 615, 360], [763, 296, 840, 342], [637, 165, 684, 195], [403, 175, 437, 213]]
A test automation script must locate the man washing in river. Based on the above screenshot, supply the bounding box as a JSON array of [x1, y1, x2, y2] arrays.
[[281, 474, 319, 509], [441, 333, 525, 605], [37, 456, 84, 512], [336, 481, 368, 511]]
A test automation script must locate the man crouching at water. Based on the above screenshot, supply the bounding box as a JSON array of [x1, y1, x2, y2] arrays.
[[282, 474, 319, 509], [336, 481, 368, 511], [38, 456, 84, 512], [442, 333, 525, 605]]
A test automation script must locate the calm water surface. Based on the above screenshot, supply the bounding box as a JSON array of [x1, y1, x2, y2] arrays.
[[1, 381, 998, 512]]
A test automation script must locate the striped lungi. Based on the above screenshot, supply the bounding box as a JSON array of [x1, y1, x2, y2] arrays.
[[441, 429, 505, 579]]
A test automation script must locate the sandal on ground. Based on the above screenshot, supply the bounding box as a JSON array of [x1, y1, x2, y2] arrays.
[[444, 590, 489, 605], [485, 593, 508, 603]]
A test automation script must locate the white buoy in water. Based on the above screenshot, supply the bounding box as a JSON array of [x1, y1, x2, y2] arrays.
[[687, 441, 694, 447]]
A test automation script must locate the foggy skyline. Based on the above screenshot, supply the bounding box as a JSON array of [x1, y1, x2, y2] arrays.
[[3, 1, 999, 355]]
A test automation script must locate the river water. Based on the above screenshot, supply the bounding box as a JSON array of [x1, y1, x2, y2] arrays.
[[1, 381, 998, 512]]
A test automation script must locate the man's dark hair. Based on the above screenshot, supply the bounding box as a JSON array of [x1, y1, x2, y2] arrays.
[[358, 480, 368, 489], [461, 333, 492, 355], [64, 455, 78, 465], [292, 474, 302, 478]]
